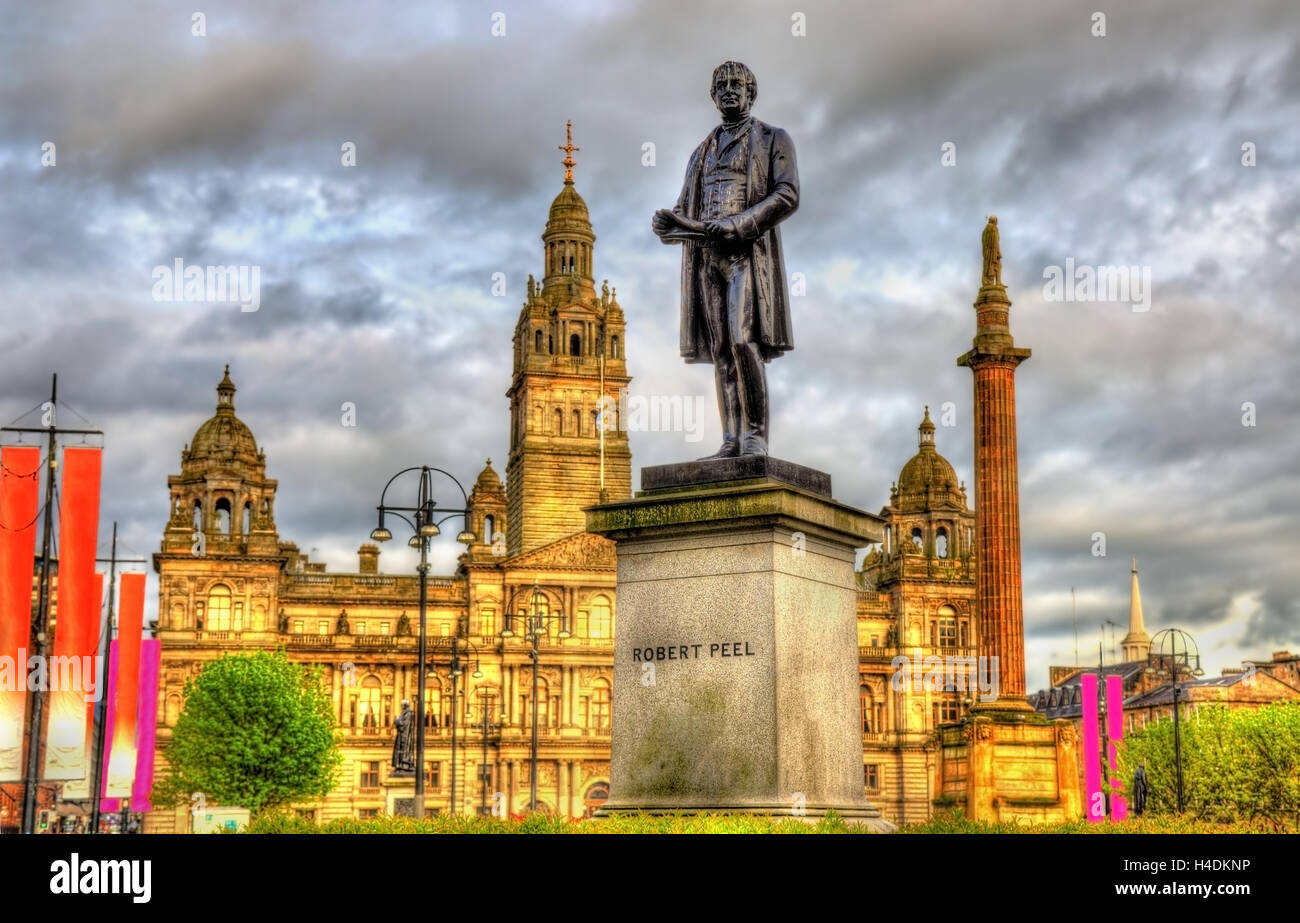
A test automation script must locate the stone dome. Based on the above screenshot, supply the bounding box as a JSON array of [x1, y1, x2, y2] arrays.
[[184, 366, 260, 467], [474, 458, 504, 492], [546, 183, 592, 233], [894, 407, 965, 511]]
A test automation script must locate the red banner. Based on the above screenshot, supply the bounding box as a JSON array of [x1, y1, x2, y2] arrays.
[[44, 447, 102, 780], [106, 573, 144, 797], [60, 573, 104, 801], [0, 446, 41, 781]]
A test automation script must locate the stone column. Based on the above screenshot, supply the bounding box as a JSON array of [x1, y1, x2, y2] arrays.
[[957, 258, 1032, 711]]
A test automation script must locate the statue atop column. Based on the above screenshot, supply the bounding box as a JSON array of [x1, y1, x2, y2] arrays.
[[981, 215, 1002, 287], [652, 61, 800, 458]]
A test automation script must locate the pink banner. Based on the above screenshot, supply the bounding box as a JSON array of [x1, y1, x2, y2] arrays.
[[1082, 673, 1102, 821], [131, 639, 161, 812], [0, 446, 41, 781], [1107, 674, 1127, 821], [99, 640, 120, 814]]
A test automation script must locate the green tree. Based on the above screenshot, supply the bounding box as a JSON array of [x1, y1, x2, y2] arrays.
[[1117, 702, 1300, 829], [155, 650, 341, 815]]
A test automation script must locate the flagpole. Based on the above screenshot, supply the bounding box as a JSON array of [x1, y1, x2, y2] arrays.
[[88, 523, 116, 834], [20, 375, 58, 834]]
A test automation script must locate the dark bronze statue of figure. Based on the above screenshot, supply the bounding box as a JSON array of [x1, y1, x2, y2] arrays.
[[391, 700, 416, 774], [652, 61, 799, 458], [1132, 763, 1148, 815]]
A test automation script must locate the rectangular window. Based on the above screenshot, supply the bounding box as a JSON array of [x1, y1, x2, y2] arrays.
[[870, 636, 879, 647], [356, 621, 366, 635], [293, 620, 303, 634], [358, 808, 379, 820], [427, 761, 441, 790], [380, 621, 390, 635], [360, 761, 380, 789], [440, 622, 450, 637], [864, 764, 880, 791], [936, 696, 961, 723], [939, 619, 957, 647], [317, 620, 329, 636]]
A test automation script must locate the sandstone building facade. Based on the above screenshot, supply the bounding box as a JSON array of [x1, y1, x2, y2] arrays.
[[145, 154, 979, 830]]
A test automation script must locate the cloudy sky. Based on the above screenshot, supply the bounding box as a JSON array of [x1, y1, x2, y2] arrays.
[[2, 0, 1296, 691]]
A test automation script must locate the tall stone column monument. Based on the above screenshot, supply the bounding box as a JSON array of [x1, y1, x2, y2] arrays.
[[586, 61, 891, 827], [937, 217, 1083, 823]]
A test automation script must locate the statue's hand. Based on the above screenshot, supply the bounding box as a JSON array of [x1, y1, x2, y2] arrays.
[[704, 218, 739, 243], [651, 209, 676, 237]]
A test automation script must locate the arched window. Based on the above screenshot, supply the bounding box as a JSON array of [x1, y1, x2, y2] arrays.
[[192, 500, 202, 531], [215, 498, 232, 534], [611, 335, 619, 358], [554, 408, 564, 435], [166, 694, 181, 726], [484, 515, 495, 544], [570, 333, 581, 356], [353, 676, 381, 732], [911, 527, 923, 550], [936, 527, 948, 559], [548, 334, 554, 354], [534, 329, 543, 353], [937, 605, 958, 650], [583, 782, 609, 817], [207, 585, 232, 632], [573, 409, 581, 437], [241, 502, 251, 535]]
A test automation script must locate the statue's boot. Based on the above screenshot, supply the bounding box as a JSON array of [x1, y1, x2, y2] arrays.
[[699, 361, 742, 460], [735, 342, 769, 456]]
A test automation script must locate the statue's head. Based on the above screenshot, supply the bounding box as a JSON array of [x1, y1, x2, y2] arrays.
[[711, 61, 756, 120], [400, 699, 410, 709]]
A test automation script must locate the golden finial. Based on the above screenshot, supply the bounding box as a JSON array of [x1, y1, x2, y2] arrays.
[[559, 120, 579, 184]]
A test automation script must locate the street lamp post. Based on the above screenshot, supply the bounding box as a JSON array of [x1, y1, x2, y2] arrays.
[[444, 636, 481, 816], [1146, 628, 1203, 814], [501, 582, 568, 813], [475, 687, 503, 815], [369, 466, 474, 820]]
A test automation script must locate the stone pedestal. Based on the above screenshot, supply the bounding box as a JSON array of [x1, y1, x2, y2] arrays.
[[936, 713, 1083, 824], [586, 457, 893, 829], [384, 775, 417, 818]]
